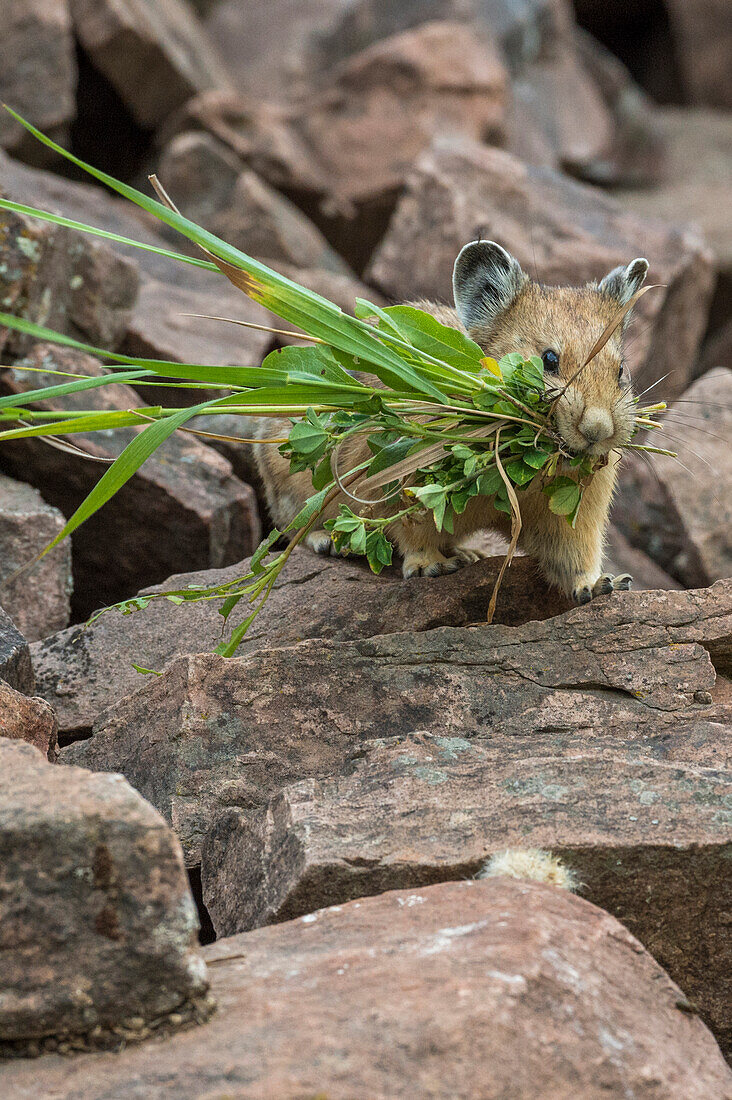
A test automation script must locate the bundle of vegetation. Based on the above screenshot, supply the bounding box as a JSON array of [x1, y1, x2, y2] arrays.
[[0, 109, 671, 656]]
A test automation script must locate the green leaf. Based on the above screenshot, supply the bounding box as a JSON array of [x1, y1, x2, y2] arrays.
[[262, 344, 362, 389], [350, 524, 367, 555], [544, 476, 582, 516], [250, 529, 281, 574], [382, 306, 485, 373], [505, 459, 537, 486], [288, 419, 329, 456], [476, 467, 503, 496]]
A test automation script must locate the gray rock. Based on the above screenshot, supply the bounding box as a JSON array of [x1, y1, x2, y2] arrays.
[[0, 607, 33, 693]]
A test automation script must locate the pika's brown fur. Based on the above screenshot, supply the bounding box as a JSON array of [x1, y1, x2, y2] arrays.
[[253, 242, 647, 602]]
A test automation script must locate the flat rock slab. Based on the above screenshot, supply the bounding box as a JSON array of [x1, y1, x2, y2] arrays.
[[0, 607, 33, 693], [0, 738, 209, 1054], [0, 472, 72, 642], [1, 344, 260, 617], [4, 881, 730, 1098], [33, 550, 570, 737], [64, 582, 732, 869], [0, 681, 57, 759], [367, 139, 714, 400], [616, 368, 732, 588], [205, 729, 730, 1047]]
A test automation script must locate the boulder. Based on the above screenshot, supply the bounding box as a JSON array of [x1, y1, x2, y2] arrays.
[[68, 0, 232, 127], [3, 880, 730, 1096], [666, 0, 732, 110], [0, 344, 261, 617], [614, 369, 732, 587], [604, 525, 682, 591], [0, 680, 57, 759], [367, 140, 715, 400], [0, 0, 77, 162], [63, 582, 731, 868], [156, 130, 354, 274], [615, 107, 732, 280], [203, 728, 731, 1046], [0, 607, 33, 693], [0, 202, 139, 358], [0, 473, 72, 642], [33, 550, 570, 738], [0, 738, 210, 1055]]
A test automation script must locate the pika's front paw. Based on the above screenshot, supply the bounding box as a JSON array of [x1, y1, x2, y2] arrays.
[[402, 549, 467, 578], [573, 572, 633, 604], [305, 530, 337, 556]]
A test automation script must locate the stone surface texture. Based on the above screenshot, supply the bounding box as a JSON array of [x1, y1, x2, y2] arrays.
[[3, 880, 730, 1098], [0, 607, 33, 694], [0, 344, 260, 615], [367, 140, 715, 400], [0, 473, 72, 642], [614, 369, 732, 588], [34, 550, 570, 737], [203, 727, 730, 1045], [0, 0, 77, 159], [64, 582, 731, 868], [0, 738, 209, 1050], [0, 681, 58, 759]]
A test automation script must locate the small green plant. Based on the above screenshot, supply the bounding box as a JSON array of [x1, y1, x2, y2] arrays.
[[0, 108, 672, 656]]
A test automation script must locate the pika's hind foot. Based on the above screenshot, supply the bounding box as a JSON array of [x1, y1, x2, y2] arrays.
[[573, 572, 633, 604], [402, 548, 479, 578], [306, 530, 336, 556]]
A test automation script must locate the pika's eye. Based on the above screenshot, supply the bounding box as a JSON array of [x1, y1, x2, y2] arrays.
[[542, 349, 560, 373], [618, 363, 630, 387]]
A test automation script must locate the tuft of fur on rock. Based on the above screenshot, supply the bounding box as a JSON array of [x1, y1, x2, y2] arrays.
[[477, 848, 580, 891]]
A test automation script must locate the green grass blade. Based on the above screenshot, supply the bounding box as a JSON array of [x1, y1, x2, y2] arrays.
[[3, 107, 448, 402], [0, 369, 153, 410], [0, 198, 219, 273], [0, 411, 162, 440]]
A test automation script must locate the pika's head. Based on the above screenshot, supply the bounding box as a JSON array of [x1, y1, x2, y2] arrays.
[[452, 241, 649, 456]]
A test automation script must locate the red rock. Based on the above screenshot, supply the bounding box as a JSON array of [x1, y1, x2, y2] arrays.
[[666, 0, 732, 110], [614, 369, 732, 587], [0, 738, 210, 1054], [0, 680, 57, 759], [202, 727, 731, 1048], [0, 344, 261, 617], [32, 550, 570, 738], [0, 606, 33, 693], [0, 0, 77, 162], [4, 880, 730, 1096], [367, 140, 715, 399], [615, 107, 732, 278], [0, 200, 139, 357], [156, 130, 354, 273], [63, 582, 731, 868], [69, 0, 232, 127], [0, 473, 72, 642]]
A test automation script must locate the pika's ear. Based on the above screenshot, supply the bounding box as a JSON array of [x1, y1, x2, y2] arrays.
[[597, 257, 649, 305], [452, 241, 527, 331]]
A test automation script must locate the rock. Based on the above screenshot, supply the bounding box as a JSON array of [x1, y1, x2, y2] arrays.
[[0, 201, 139, 357], [63, 581, 731, 868], [0, 473, 72, 642], [367, 140, 715, 400], [4, 880, 730, 1096], [699, 318, 732, 376], [203, 727, 731, 1048], [291, 21, 508, 270], [0, 343, 261, 617], [568, 29, 666, 187], [0, 146, 275, 368], [68, 0, 232, 127], [0, 680, 57, 759], [604, 524, 682, 591], [0, 607, 33, 693], [0, 738, 209, 1054], [0, 0, 77, 163], [204, 0, 349, 104], [614, 369, 732, 587], [33, 550, 570, 738], [615, 107, 732, 279], [666, 0, 732, 110], [156, 130, 354, 274]]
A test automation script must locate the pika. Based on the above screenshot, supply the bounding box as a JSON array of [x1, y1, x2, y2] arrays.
[[253, 241, 648, 603]]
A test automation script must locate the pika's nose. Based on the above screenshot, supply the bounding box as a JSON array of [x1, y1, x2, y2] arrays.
[[578, 407, 613, 446]]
